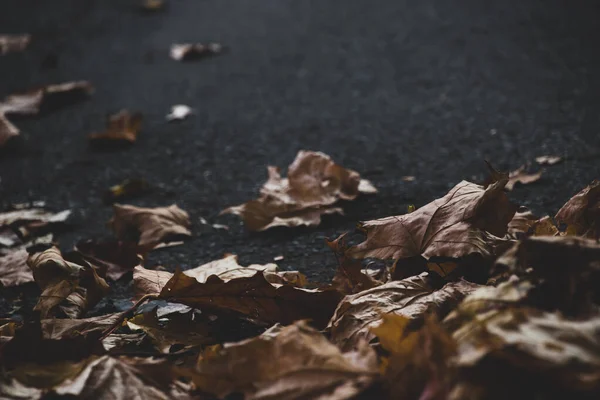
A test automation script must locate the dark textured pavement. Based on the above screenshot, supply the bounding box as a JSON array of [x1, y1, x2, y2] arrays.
[[1, 0, 599, 314]]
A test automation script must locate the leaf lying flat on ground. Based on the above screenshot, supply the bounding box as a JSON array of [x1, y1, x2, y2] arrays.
[[159, 269, 341, 328], [109, 204, 191, 252], [88, 110, 143, 146], [555, 180, 600, 238], [0, 81, 93, 147], [347, 179, 516, 270], [0, 248, 32, 287], [505, 165, 543, 191], [170, 42, 224, 61], [0, 206, 70, 239], [28, 247, 109, 318], [327, 273, 479, 351], [0, 34, 31, 55], [133, 255, 306, 300], [186, 320, 378, 399], [41, 313, 124, 340], [75, 239, 143, 280], [222, 150, 377, 231]]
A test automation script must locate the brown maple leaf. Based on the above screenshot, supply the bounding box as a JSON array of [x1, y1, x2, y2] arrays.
[[108, 204, 191, 252], [27, 247, 109, 318], [158, 269, 341, 328], [347, 180, 516, 272], [0, 34, 31, 55], [0, 81, 92, 147], [555, 180, 600, 238], [505, 165, 543, 191], [75, 239, 143, 281], [88, 110, 143, 146], [170, 42, 224, 61], [222, 150, 377, 231], [327, 273, 479, 351], [185, 320, 378, 399]]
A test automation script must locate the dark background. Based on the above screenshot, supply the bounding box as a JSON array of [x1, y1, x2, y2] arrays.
[[1, 0, 599, 314]]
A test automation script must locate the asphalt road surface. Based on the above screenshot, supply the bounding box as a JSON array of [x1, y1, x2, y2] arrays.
[[1, 0, 599, 315]]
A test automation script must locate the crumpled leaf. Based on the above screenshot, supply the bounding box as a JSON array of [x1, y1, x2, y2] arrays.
[[327, 273, 479, 351], [535, 155, 562, 166], [222, 150, 378, 231], [555, 180, 600, 238], [109, 203, 191, 251], [88, 109, 143, 146], [347, 180, 516, 272], [327, 234, 381, 294], [75, 239, 143, 280], [103, 178, 150, 204], [27, 247, 109, 318], [0, 81, 93, 147], [186, 320, 378, 399], [41, 313, 124, 340], [170, 42, 224, 61], [134, 254, 306, 299], [127, 308, 214, 353], [372, 314, 456, 400], [166, 104, 193, 121], [159, 269, 341, 328], [506, 165, 543, 191], [0, 34, 31, 55]]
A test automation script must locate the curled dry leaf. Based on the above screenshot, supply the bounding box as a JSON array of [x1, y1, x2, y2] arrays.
[[109, 204, 191, 252], [535, 155, 562, 166], [347, 180, 516, 275], [134, 254, 307, 301], [222, 150, 378, 231], [0, 81, 93, 147], [88, 110, 143, 146], [41, 313, 124, 340], [0, 34, 31, 55], [170, 42, 224, 61], [186, 320, 378, 399], [166, 104, 193, 121], [506, 165, 543, 191], [327, 273, 479, 351], [75, 239, 143, 281], [327, 234, 381, 295], [507, 210, 559, 237], [372, 314, 456, 400], [27, 247, 109, 318], [159, 269, 341, 328], [103, 178, 150, 204], [555, 180, 600, 238]]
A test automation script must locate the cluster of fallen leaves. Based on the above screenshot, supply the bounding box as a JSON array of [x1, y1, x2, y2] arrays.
[[1, 153, 599, 399]]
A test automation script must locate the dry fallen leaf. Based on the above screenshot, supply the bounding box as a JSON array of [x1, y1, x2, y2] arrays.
[[89, 110, 143, 146], [222, 150, 378, 231], [27, 247, 109, 318], [0, 81, 93, 147], [506, 165, 543, 191], [0, 248, 32, 287], [170, 42, 224, 61], [535, 155, 562, 166], [327, 234, 381, 295], [0, 206, 70, 240], [41, 313, 124, 340], [159, 269, 341, 328], [75, 239, 144, 280], [109, 204, 191, 252], [327, 273, 479, 351], [166, 104, 193, 121], [0, 34, 31, 55], [372, 314, 456, 400], [347, 179, 516, 274], [186, 320, 378, 399], [134, 254, 306, 301], [555, 180, 600, 238]]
